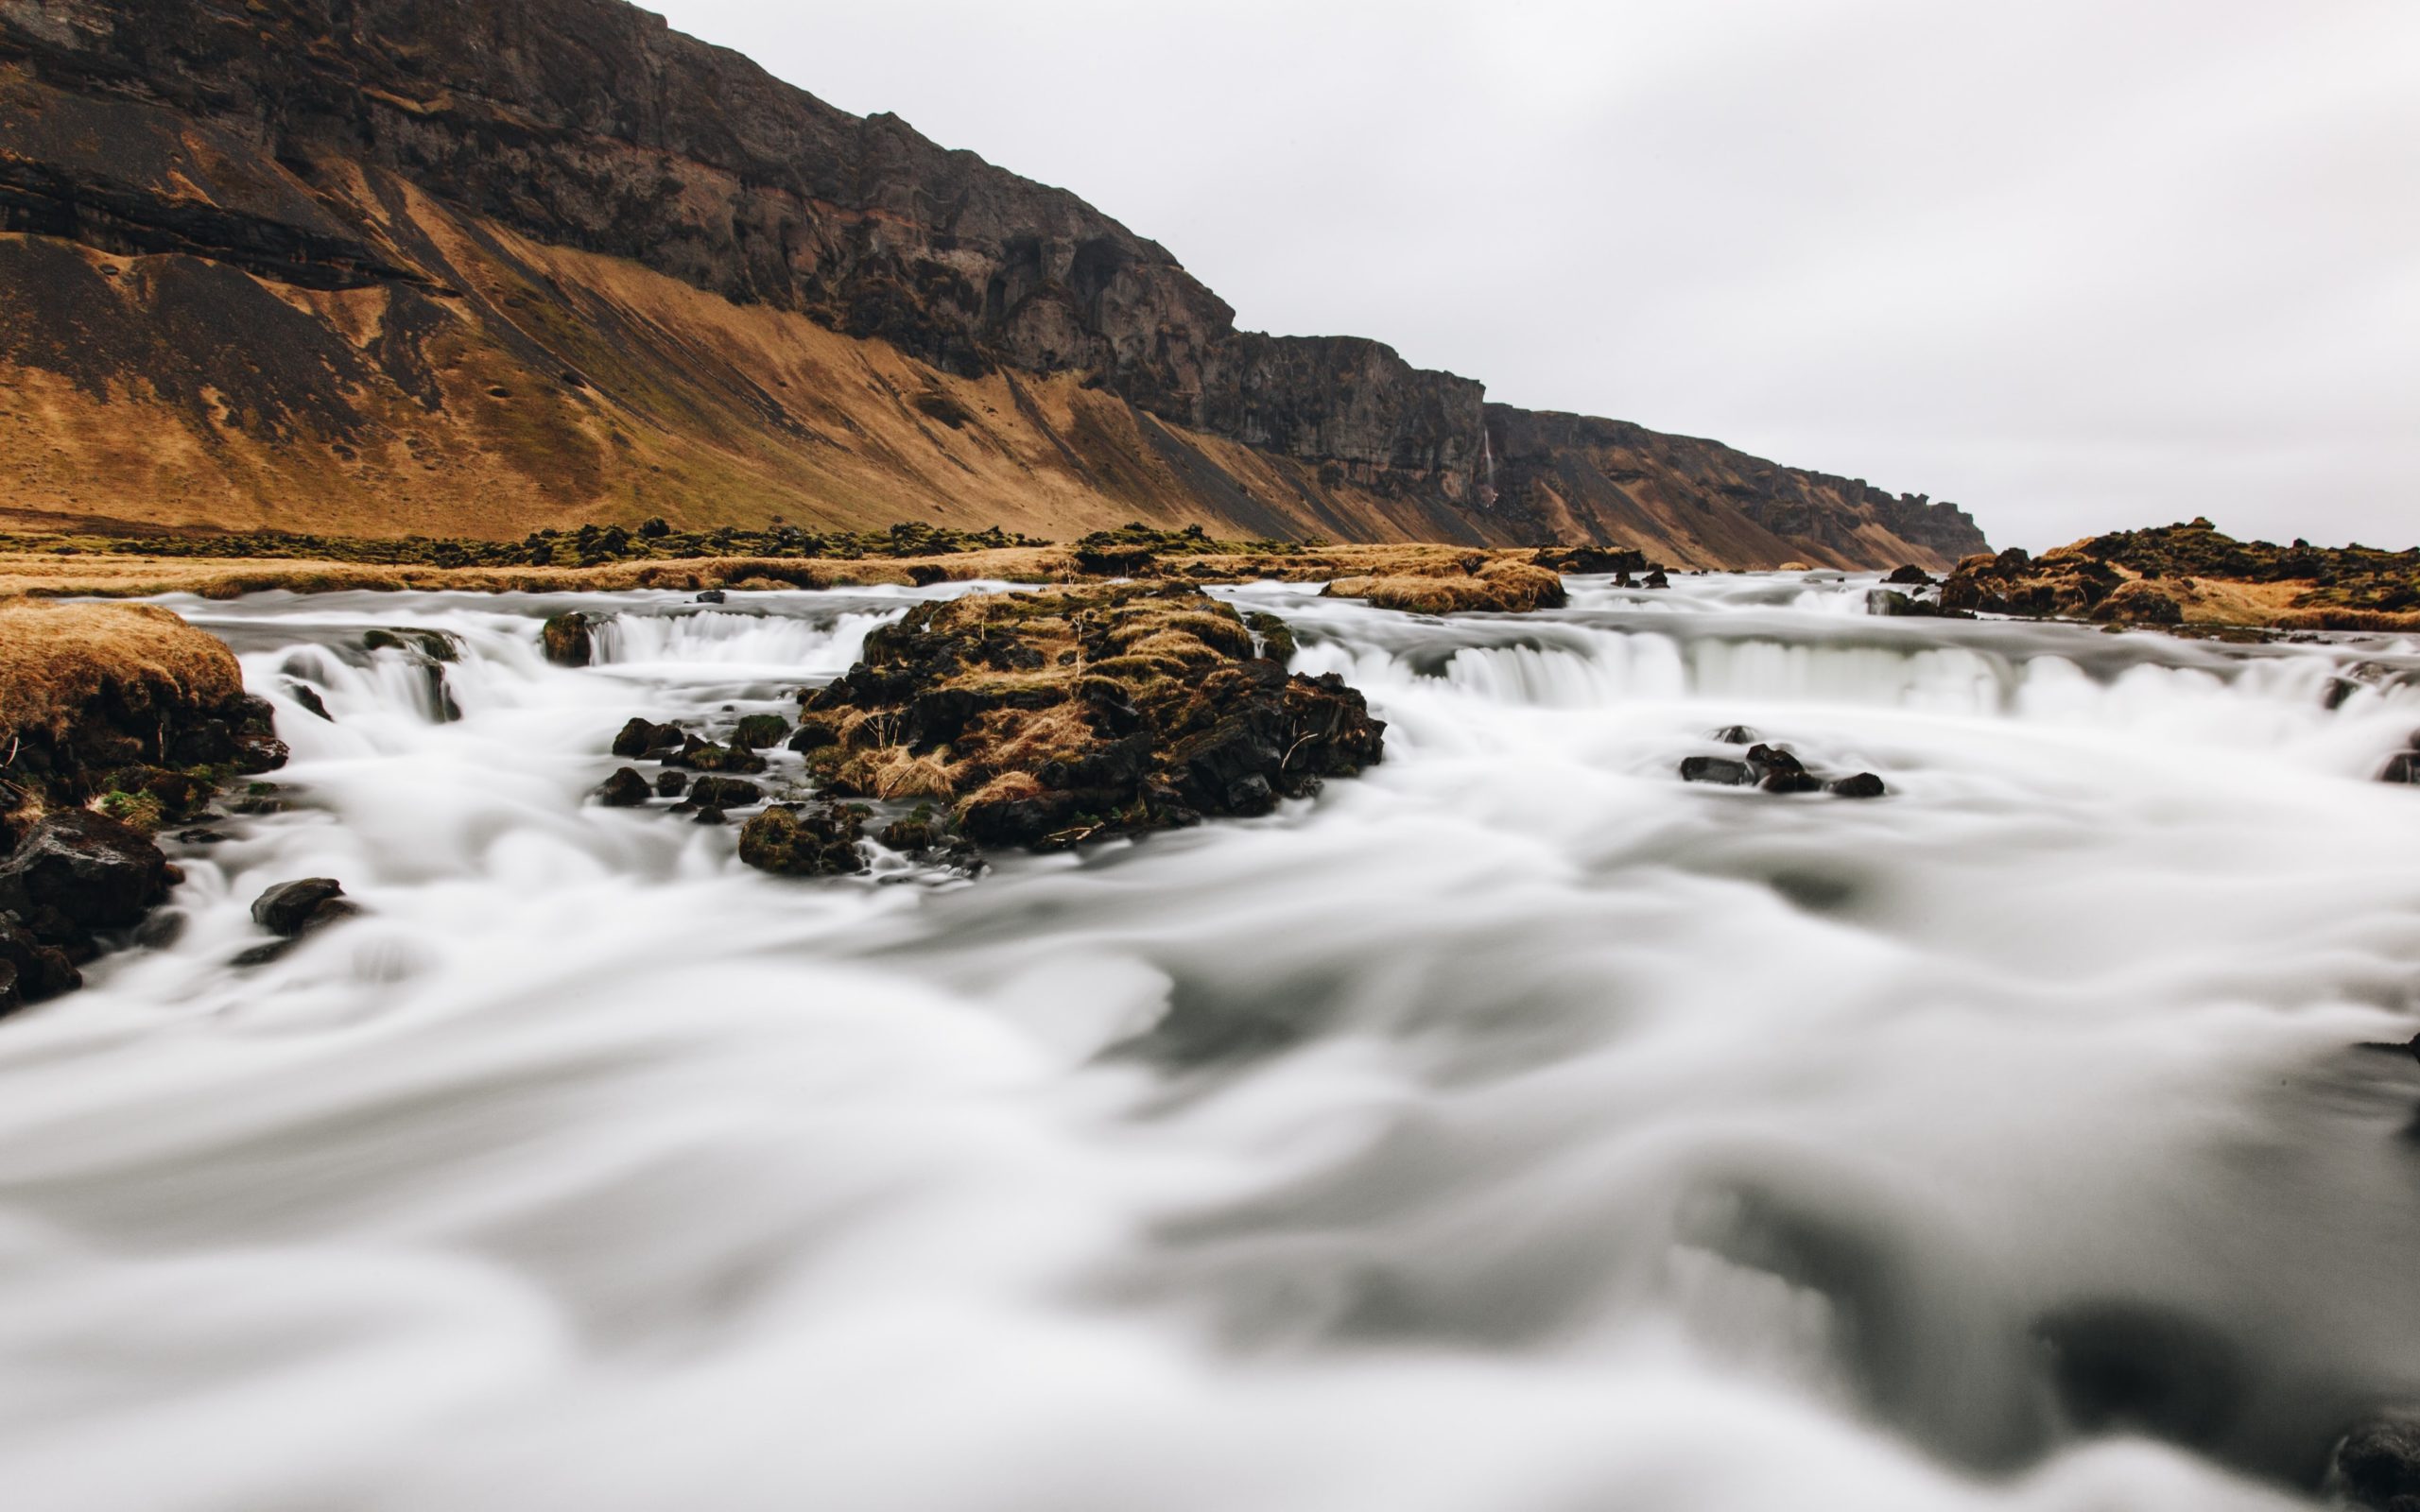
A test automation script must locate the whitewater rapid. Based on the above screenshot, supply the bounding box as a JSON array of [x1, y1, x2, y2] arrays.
[[3, 572, 2418, 1511]]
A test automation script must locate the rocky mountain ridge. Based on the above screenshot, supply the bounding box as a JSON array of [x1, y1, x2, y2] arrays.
[[0, 0, 1988, 566]]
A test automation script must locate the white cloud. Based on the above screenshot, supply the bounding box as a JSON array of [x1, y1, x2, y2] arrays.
[[651, 0, 2419, 549]]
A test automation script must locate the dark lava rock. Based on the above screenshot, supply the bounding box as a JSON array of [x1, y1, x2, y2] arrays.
[[1867, 588, 1940, 618], [2334, 1414, 2420, 1510], [285, 679, 335, 721], [363, 627, 461, 662], [541, 610, 595, 666], [1884, 564, 1935, 586], [1244, 611, 1298, 665], [1745, 744, 1808, 784], [2382, 751, 2419, 785], [695, 589, 727, 604], [0, 810, 169, 931], [1680, 756, 1754, 786], [250, 877, 349, 936], [1642, 567, 1670, 590], [666, 735, 767, 774], [0, 911, 81, 1009], [877, 810, 942, 851], [692, 805, 727, 826], [1710, 725, 1760, 745], [595, 766, 651, 806], [654, 770, 688, 798], [1533, 545, 1648, 576], [1827, 772, 1888, 799], [611, 717, 685, 759], [737, 804, 869, 874], [729, 713, 790, 749], [687, 776, 762, 809]]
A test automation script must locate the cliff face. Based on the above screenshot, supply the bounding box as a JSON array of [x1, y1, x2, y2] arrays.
[[0, 0, 1986, 566]]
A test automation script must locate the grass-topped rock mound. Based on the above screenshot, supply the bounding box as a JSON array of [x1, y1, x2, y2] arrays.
[[743, 583, 1385, 869], [0, 600, 289, 1015], [1321, 553, 1568, 614]]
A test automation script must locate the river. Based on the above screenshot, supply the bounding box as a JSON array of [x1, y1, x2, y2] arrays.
[[3, 572, 2417, 1510]]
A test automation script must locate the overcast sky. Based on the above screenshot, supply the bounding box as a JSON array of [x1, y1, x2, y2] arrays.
[[653, 0, 2414, 550]]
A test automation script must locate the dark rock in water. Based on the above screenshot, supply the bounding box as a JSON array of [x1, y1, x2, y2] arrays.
[[738, 804, 869, 874], [695, 589, 727, 604], [666, 735, 767, 774], [786, 721, 838, 753], [1244, 611, 1299, 665], [2035, 1300, 2244, 1449], [959, 792, 1076, 848], [687, 776, 762, 809], [595, 767, 651, 806], [285, 679, 334, 721], [1643, 566, 1670, 589], [133, 908, 186, 949], [692, 805, 728, 825], [877, 809, 942, 852], [2382, 751, 2419, 785], [1680, 756, 1754, 786], [1710, 725, 1760, 745], [729, 713, 790, 750], [363, 627, 461, 662], [175, 828, 232, 845], [541, 610, 595, 666], [1532, 545, 1648, 576], [0, 810, 169, 931], [1867, 588, 1940, 618], [1827, 772, 1888, 799], [0, 911, 80, 1007], [611, 717, 685, 759], [1745, 744, 1806, 782], [251, 877, 348, 936], [1884, 563, 1935, 586], [654, 770, 689, 799], [2334, 1415, 2420, 1510]]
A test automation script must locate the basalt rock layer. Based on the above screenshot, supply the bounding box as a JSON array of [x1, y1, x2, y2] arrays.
[[0, 0, 1987, 568]]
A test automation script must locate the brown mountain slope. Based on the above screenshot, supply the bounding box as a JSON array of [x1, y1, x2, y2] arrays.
[[0, 0, 1989, 567]]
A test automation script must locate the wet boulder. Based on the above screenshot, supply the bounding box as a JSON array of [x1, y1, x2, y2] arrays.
[[1643, 566, 1671, 589], [666, 735, 767, 775], [729, 713, 790, 750], [1867, 588, 1942, 618], [611, 717, 685, 759], [695, 589, 727, 604], [541, 610, 596, 666], [2333, 1414, 2420, 1510], [1244, 610, 1299, 665], [0, 911, 80, 1012], [2380, 751, 2419, 785], [1884, 564, 1935, 586], [687, 776, 762, 810], [654, 770, 689, 799], [692, 806, 727, 825], [595, 767, 652, 807], [362, 627, 461, 662], [285, 679, 334, 721], [737, 804, 870, 875], [1710, 725, 1761, 745], [0, 810, 170, 932], [1533, 545, 1649, 576], [1680, 755, 1754, 786], [1827, 772, 1889, 799], [1746, 744, 1823, 794], [250, 877, 354, 937]]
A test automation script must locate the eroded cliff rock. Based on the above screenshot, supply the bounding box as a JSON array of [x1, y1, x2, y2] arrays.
[[0, 0, 1987, 567]]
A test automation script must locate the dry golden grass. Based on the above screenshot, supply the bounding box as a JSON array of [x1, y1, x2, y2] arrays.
[[0, 547, 1077, 600], [1324, 558, 1567, 615], [0, 599, 242, 740]]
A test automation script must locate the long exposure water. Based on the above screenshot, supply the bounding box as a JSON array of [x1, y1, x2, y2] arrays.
[[4, 572, 2419, 1509]]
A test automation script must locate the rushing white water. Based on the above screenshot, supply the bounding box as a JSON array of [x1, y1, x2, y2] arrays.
[[4, 574, 2419, 1511]]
